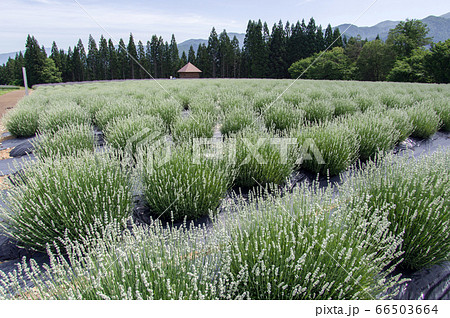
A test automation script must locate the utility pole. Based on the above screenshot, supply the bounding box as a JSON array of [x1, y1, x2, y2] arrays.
[[22, 67, 29, 96]]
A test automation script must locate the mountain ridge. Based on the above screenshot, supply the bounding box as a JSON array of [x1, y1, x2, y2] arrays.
[[335, 12, 450, 41]]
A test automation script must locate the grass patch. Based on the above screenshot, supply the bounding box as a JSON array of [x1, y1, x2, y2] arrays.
[[0, 89, 16, 97]]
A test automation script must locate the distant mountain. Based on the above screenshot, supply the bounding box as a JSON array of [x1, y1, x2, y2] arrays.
[[335, 12, 450, 42], [0, 47, 52, 66], [177, 33, 245, 56], [0, 52, 17, 66], [440, 12, 450, 19], [420, 14, 450, 43], [177, 39, 207, 56]]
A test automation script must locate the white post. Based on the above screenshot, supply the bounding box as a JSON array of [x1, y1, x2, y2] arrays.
[[22, 67, 29, 96]]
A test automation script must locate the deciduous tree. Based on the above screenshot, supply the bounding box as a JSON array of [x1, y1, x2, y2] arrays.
[[387, 19, 432, 58], [425, 39, 450, 83], [357, 40, 395, 81]]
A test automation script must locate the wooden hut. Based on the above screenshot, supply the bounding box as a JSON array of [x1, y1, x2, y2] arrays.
[[177, 62, 202, 78]]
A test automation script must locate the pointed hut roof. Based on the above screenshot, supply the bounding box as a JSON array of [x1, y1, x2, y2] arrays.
[[177, 62, 202, 73]]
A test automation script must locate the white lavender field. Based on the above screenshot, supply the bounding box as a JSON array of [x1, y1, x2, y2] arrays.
[[0, 79, 448, 299]]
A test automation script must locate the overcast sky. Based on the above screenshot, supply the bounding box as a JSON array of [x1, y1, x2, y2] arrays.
[[0, 0, 448, 53]]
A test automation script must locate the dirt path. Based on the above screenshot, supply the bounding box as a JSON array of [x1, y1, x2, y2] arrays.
[[0, 90, 30, 118], [0, 90, 32, 182], [0, 89, 32, 135]]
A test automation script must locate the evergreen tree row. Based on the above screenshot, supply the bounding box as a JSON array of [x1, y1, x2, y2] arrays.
[[0, 17, 345, 86]]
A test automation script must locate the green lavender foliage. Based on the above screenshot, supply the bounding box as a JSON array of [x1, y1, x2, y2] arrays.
[[224, 184, 403, 299], [347, 112, 399, 161], [300, 100, 335, 123], [233, 128, 296, 188], [177, 93, 192, 110], [0, 152, 133, 251], [379, 93, 410, 109], [282, 91, 309, 107], [354, 95, 380, 112], [3, 95, 49, 137], [308, 90, 330, 101], [172, 111, 216, 143], [0, 79, 448, 300], [0, 219, 231, 299], [103, 114, 164, 153], [263, 101, 305, 132], [292, 121, 360, 176], [407, 102, 442, 138], [385, 108, 414, 143], [0, 184, 404, 300], [145, 99, 182, 133], [78, 95, 114, 119], [333, 98, 360, 117], [38, 102, 90, 134], [253, 92, 275, 113], [34, 123, 95, 158], [138, 143, 233, 221], [189, 97, 219, 117], [432, 98, 450, 131], [342, 149, 450, 270], [218, 93, 247, 112], [3, 106, 39, 137], [220, 106, 257, 137], [94, 101, 136, 130]]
